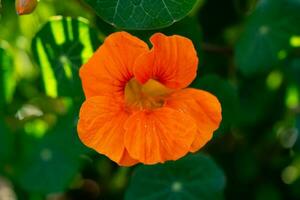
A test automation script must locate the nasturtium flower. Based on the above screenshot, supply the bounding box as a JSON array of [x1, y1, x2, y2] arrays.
[[78, 32, 222, 166]]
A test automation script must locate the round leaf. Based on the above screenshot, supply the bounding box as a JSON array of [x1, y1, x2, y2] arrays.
[[32, 16, 101, 98], [83, 0, 197, 30], [125, 154, 226, 200], [18, 145, 80, 194]]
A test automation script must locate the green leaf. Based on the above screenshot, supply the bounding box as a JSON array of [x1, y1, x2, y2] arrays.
[[32, 16, 102, 99], [83, 0, 197, 30], [125, 154, 226, 200], [192, 75, 239, 133], [235, 0, 300, 75], [17, 111, 88, 194], [0, 43, 17, 108]]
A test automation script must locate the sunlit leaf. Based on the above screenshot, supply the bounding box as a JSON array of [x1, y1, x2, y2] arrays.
[[235, 0, 300, 75], [32, 16, 102, 99], [125, 154, 226, 200], [0, 44, 17, 108], [83, 0, 197, 30]]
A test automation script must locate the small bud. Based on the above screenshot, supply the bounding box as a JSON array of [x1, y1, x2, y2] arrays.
[[15, 0, 38, 15]]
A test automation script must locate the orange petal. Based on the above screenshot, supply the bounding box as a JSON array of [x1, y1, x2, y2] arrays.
[[124, 108, 197, 165], [80, 32, 149, 98], [77, 95, 137, 166], [118, 149, 138, 167], [165, 88, 222, 152], [133, 33, 198, 89], [16, 0, 38, 15]]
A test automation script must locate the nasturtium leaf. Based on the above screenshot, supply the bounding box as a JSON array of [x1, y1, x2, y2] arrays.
[[0, 44, 17, 108], [32, 16, 101, 99], [235, 0, 300, 75], [19, 144, 80, 193], [125, 154, 226, 200], [18, 111, 88, 194], [83, 0, 197, 30], [192, 75, 238, 133]]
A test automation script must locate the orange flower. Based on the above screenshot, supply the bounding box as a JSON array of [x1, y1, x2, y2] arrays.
[[78, 32, 222, 166]]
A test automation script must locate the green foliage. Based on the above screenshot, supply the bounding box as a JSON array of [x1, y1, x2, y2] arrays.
[[83, 0, 197, 30], [125, 154, 225, 200], [0, 45, 17, 109], [17, 111, 87, 193], [31, 16, 102, 99], [4, 17, 102, 195], [235, 0, 300, 75]]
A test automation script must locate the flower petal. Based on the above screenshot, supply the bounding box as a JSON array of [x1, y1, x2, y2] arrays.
[[80, 32, 149, 98], [133, 33, 198, 89], [118, 149, 138, 167], [77, 95, 137, 166], [165, 88, 222, 152], [124, 108, 197, 164]]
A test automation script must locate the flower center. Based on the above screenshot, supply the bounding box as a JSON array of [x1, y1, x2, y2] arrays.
[[125, 78, 173, 110]]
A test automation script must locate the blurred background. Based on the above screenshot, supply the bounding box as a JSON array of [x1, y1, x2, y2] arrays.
[[1, 0, 300, 199]]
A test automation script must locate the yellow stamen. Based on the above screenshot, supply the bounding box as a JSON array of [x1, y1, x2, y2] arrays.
[[125, 78, 173, 110]]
